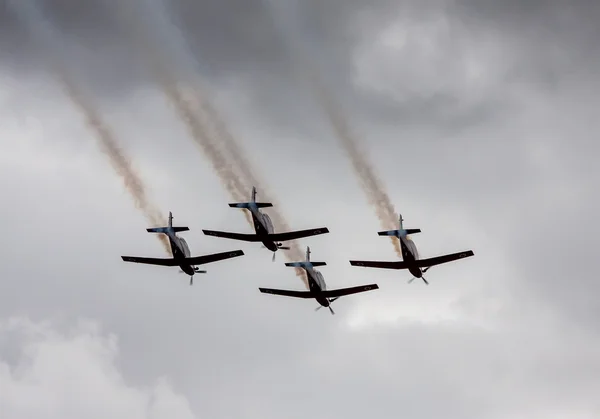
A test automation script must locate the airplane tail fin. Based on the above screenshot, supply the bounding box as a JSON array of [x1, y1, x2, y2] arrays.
[[147, 211, 189, 234], [286, 247, 326, 268], [377, 213, 420, 237], [229, 186, 273, 208]]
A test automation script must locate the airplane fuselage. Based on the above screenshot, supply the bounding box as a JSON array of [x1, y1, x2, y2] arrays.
[[305, 267, 330, 308], [166, 233, 196, 276], [248, 207, 279, 252], [399, 236, 423, 278]]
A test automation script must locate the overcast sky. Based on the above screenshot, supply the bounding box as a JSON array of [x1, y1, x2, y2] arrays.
[[1, 0, 599, 418]]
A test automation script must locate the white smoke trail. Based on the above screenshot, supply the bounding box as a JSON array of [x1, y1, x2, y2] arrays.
[[9, 0, 171, 254]]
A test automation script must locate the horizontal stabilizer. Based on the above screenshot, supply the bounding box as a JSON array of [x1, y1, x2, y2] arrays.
[[268, 227, 329, 242], [259, 288, 315, 299], [349, 260, 409, 270], [228, 202, 273, 209], [414, 250, 474, 268], [321, 284, 379, 298], [377, 228, 421, 237], [147, 226, 189, 233], [285, 261, 327, 268], [202, 230, 262, 242]]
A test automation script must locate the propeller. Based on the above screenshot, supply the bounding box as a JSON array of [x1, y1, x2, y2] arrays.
[[407, 276, 429, 285], [269, 243, 291, 262], [407, 266, 431, 285], [315, 297, 340, 315]]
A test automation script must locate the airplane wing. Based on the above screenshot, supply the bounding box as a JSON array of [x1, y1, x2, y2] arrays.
[[349, 260, 409, 269], [414, 250, 474, 268], [202, 230, 263, 242], [267, 227, 329, 242], [259, 288, 315, 298], [185, 250, 244, 266], [121, 256, 179, 266], [321, 284, 379, 298]]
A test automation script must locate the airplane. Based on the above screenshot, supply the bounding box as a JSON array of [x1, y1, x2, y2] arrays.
[[121, 211, 245, 285], [202, 186, 330, 261], [259, 246, 379, 314], [349, 214, 474, 285]]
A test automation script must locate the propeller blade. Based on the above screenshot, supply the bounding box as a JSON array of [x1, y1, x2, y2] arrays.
[[315, 305, 322, 311], [408, 277, 415, 284], [422, 276, 429, 285], [272, 252, 276, 262], [329, 306, 335, 315]]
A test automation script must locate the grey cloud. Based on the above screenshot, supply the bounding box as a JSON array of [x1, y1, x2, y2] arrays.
[[2, 0, 600, 418], [0, 317, 198, 419], [2, 0, 599, 135]]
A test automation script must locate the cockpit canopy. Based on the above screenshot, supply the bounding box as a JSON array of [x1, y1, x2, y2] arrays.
[[262, 213, 274, 234], [404, 237, 419, 259], [313, 270, 326, 290], [179, 237, 191, 257]]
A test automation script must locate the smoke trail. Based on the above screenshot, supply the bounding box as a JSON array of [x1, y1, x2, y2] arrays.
[[114, 0, 255, 226], [261, 0, 403, 257], [118, 0, 308, 281], [10, 0, 171, 254], [59, 79, 171, 254], [305, 73, 403, 257], [114, 2, 247, 200]]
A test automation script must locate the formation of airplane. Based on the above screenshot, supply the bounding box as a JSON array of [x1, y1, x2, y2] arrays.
[[121, 186, 475, 312], [202, 186, 329, 261], [349, 214, 474, 285]]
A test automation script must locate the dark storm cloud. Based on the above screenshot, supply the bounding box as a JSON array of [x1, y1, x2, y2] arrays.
[[2, 0, 596, 85], [2, 0, 599, 131]]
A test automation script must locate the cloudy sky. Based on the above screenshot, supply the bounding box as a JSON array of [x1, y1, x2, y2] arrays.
[[1, 0, 599, 418]]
